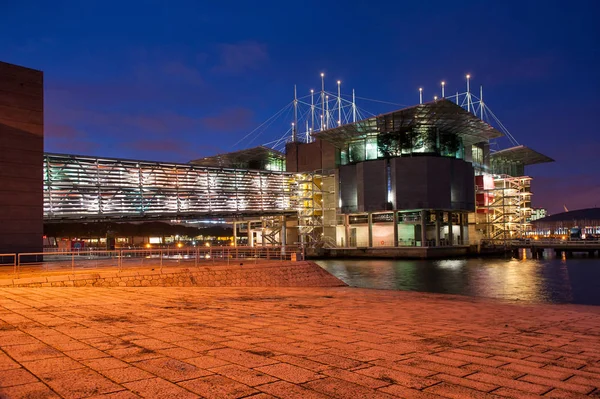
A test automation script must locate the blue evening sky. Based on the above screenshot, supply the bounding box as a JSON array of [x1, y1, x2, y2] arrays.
[[1, 0, 599, 213]]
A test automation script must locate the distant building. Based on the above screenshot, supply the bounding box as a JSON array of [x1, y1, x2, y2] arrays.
[[531, 208, 600, 237], [530, 208, 548, 221]]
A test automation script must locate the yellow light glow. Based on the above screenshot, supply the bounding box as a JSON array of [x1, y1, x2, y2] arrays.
[[177, 243, 183, 248], [145, 243, 151, 248], [205, 242, 210, 247]]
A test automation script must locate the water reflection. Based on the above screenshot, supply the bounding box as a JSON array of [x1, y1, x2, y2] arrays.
[[316, 255, 600, 305]]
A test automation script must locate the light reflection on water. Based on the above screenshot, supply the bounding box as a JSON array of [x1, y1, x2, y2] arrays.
[[316, 254, 600, 305]]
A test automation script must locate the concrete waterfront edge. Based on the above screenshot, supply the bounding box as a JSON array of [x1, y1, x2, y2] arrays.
[[0, 261, 347, 288]]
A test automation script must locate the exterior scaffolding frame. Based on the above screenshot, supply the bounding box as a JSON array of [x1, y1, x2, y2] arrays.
[[477, 175, 532, 241]]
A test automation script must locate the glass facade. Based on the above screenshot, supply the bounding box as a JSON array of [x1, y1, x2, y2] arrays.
[[339, 130, 464, 166]]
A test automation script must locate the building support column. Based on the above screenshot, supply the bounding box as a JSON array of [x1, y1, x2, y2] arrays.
[[393, 211, 398, 247], [344, 215, 350, 248], [458, 213, 463, 245], [368, 213, 373, 248], [233, 221, 237, 247], [280, 215, 286, 254], [435, 211, 441, 247], [463, 213, 468, 244], [448, 211, 454, 246], [248, 222, 253, 247], [420, 210, 427, 247], [261, 219, 266, 247]]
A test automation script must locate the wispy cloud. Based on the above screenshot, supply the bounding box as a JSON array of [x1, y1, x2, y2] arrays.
[[201, 107, 254, 132], [213, 41, 268, 74], [162, 61, 203, 86]]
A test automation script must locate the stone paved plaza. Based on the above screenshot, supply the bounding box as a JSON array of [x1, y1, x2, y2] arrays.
[[0, 286, 599, 398]]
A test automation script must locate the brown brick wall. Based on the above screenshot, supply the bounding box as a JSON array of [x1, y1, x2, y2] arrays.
[[0, 61, 44, 254]]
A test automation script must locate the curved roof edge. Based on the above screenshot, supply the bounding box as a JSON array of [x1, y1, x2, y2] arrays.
[[532, 207, 600, 224], [490, 145, 554, 166]]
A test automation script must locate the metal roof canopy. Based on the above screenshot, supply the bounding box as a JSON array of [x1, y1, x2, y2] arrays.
[[190, 146, 285, 168], [312, 99, 504, 148], [490, 145, 554, 165]]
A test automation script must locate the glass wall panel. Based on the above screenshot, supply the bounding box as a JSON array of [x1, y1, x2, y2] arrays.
[[349, 141, 366, 163], [365, 137, 378, 160]]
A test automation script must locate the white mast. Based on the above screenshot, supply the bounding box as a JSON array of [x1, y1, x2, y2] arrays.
[[310, 89, 315, 134], [293, 85, 298, 142], [466, 74, 471, 113], [352, 89, 356, 123], [419, 87, 423, 104], [320, 73, 325, 131], [305, 120, 310, 142], [325, 95, 329, 129], [337, 80, 342, 126], [456, 91, 459, 105], [480, 85, 484, 119], [441, 81, 445, 98]]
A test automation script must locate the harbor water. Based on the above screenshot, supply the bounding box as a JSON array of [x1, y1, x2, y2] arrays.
[[316, 253, 600, 305]]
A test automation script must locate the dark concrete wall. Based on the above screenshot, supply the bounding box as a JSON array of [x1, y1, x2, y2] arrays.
[[356, 159, 387, 212], [0, 61, 43, 254], [339, 164, 357, 213], [285, 139, 338, 172], [391, 156, 474, 211]]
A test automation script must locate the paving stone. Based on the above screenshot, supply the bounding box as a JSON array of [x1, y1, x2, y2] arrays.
[[0, 367, 39, 387], [40, 367, 123, 399], [0, 381, 61, 399], [256, 362, 323, 384], [98, 366, 155, 384], [133, 357, 212, 382], [210, 363, 277, 386], [178, 374, 257, 398], [124, 377, 197, 399]]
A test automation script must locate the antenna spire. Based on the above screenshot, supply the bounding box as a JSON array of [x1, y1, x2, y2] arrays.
[[441, 81, 445, 98], [419, 87, 423, 104]]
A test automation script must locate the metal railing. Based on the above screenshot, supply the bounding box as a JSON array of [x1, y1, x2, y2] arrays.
[[0, 254, 17, 275], [347, 239, 469, 248], [0, 246, 304, 278], [481, 239, 600, 247]]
